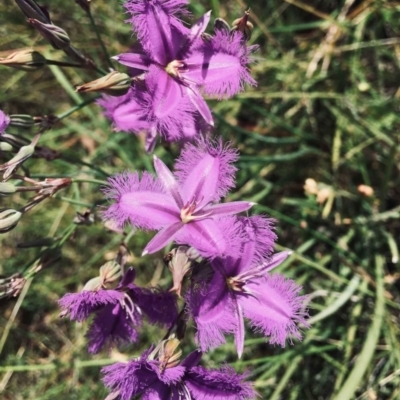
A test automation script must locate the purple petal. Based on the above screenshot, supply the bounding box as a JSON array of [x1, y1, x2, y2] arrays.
[[58, 290, 123, 322], [175, 138, 238, 205], [185, 365, 256, 400], [153, 155, 183, 208], [240, 274, 308, 346], [143, 221, 183, 255], [257, 251, 292, 273], [233, 302, 245, 359], [0, 110, 10, 134], [113, 52, 150, 72], [184, 30, 257, 99], [186, 85, 214, 126], [205, 201, 254, 217], [132, 287, 178, 325], [86, 302, 140, 354], [180, 350, 202, 368], [103, 171, 179, 230], [118, 268, 136, 288]]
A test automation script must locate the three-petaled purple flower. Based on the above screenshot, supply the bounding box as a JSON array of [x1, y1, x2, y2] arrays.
[[59, 268, 178, 353], [99, 0, 257, 150], [0, 110, 10, 134], [102, 345, 256, 400], [186, 217, 309, 357], [103, 138, 254, 258]]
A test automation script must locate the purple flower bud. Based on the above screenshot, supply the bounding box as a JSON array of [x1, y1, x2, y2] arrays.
[[0, 110, 10, 134], [28, 19, 70, 50], [15, 0, 51, 24]]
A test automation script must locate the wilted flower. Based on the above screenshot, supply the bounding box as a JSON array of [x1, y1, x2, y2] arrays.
[[186, 217, 308, 357], [0, 110, 10, 134], [59, 267, 178, 353], [103, 138, 253, 258], [0, 50, 47, 71], [76, 71, 132, 96], [102, 343, 256, 400]]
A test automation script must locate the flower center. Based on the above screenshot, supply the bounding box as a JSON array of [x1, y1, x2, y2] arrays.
[[165, 60, 184, 78], [180, 197, 210, 224], [226, 276, 246, 292]]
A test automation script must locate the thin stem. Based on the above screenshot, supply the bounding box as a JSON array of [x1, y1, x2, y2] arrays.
[[87, 9, 114, 70], [45, 59, 86, 68], [56, 96, 99, 121]]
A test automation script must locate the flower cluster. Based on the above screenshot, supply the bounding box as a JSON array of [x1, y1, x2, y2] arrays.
[[98, 0, 257, 151]]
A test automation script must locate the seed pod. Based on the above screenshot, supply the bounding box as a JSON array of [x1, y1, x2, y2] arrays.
[[9, 114, 35, 128], [0, 50, 47, 71], [76, 71, 132, 96], [99, 261, 122, 289], [0, 182, 17, 197], [28, 19, 71, 50], [0, 209, 22, 233]]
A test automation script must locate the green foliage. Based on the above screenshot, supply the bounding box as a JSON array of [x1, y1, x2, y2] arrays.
[[1, 0, 400, 399]]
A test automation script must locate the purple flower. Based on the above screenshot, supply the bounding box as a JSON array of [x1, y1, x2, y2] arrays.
[[102, 346, 256, 400], [0, 110, 10, 134], [186, 218, 308, 357], [99, 0, 256, 149], [59, 268, 178, 353], [103, 138, 254, 258]]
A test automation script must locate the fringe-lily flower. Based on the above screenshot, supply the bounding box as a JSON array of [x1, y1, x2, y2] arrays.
[[99, 0, 257, 150], [59, 268, 178, 353], [187, 218, 308, 357], [102, 343, 256, 400], [103, 138, 254, 258]]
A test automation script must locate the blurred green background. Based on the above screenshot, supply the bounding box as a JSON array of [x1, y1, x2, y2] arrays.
[[1, 0, 400, 399]]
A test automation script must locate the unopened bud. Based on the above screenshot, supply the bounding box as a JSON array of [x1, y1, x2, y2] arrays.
[[99, 261, 122, 289], [0, 273, 26, 299], [0, 182, 17, 197], [0, 144, 35, 180], [0, 142, 13, 152], [76, 71, 132, 96], [231, 9, 254, 40], [0, 209, 22, 233], [214, 18, 230, 33], [0, 50, 47, 71], [15, 0, 51, 24], [9, 114, 35, 128], [168, 246, 192, 297], [82, 276, 102, 292], [75, 0, 91, 12], [28, 19, 70, 50]]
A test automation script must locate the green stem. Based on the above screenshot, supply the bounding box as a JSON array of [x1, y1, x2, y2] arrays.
[[56, 96, 99, 121], [87, 10, 114, 70], [45, 59, 86, 68]]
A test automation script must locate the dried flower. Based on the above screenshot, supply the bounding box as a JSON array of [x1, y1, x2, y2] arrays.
[[0, 50, 47, 71], [76, 71, 132, 96]]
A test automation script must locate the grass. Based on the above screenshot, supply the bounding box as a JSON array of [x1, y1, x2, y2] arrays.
[[1, 0, 400, 399]]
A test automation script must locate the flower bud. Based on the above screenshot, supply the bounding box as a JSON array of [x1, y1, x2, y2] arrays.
[[214, 18, 230, 33], [167, 246, 192, 297], [231, 9, 254, 40], [76, 71, 132, 96], [99, 261, 122, 289], [9, 114, 35, 128], [0, 273, 26, 299], [75, 0, 91, 12], [0, 209, 22, 233], [0, 110, 10, 134], [0, 50, 47, 71], [0, 142, 13, 152], [28, 19, 70, 50], [82, 276, 102, 292], [1, 144, 35, 180], [15, 0, 51, 24], [0, 182, 17, 197]]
